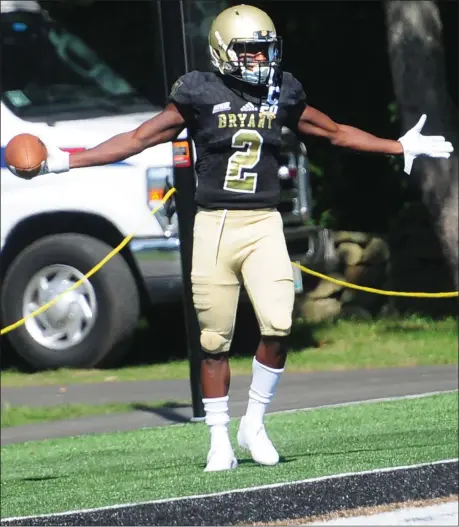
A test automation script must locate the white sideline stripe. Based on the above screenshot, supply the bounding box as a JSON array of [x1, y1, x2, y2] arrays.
[[266, 389, 459, 417], [2, 458, 457, 522]]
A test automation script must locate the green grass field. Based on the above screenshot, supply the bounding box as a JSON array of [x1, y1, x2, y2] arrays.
[[1, 400, 190, 428], [1, 392, 457, 519], [2, 316, 457, 387]]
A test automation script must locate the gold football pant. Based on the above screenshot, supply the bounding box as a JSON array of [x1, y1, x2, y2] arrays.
[[191, 208, 295, 354]]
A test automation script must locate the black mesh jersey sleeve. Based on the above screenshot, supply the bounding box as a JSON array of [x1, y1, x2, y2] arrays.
[[282, 71, 308, 131], [167, 71, 207, 125]]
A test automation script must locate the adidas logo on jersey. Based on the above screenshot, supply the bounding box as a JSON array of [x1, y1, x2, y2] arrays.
[[240, 102, 258, 112]]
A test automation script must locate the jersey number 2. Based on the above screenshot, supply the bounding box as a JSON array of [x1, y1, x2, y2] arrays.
[[224, 130, 263, 194]]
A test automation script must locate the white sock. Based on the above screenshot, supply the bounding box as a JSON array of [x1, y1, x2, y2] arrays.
[[245, 357, 284, 424], [202, 396, 232, 450]]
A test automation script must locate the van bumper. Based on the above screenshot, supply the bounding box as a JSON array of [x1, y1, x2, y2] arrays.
[[283, 225, 337, 272], [129, 237, 183, 305]]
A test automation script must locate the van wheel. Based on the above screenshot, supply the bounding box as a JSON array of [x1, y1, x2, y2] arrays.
[[1, 234, 140, 370]]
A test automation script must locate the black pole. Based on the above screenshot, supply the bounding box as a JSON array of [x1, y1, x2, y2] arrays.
[[159, 0, 204, 420], [172, 140, 205, 421]]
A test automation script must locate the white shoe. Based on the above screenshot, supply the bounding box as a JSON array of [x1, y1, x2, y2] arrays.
[[204, 447, 238, 472], [237, 416, 280, 466]]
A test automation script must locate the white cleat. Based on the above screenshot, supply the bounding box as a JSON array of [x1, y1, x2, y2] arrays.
[[237, 416, 280, 466], [204, 447, 238, 472]]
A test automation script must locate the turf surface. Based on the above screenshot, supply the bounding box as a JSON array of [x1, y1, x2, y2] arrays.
[[1, 392, 457, 519]]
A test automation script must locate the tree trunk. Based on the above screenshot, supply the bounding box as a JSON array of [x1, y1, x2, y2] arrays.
[[384, 0, 459, 290]]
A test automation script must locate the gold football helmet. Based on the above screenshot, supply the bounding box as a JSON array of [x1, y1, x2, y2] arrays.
[[208, 4, 282, 85]]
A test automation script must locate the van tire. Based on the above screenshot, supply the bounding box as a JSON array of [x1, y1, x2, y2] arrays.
[[1, 234, 140, 370]]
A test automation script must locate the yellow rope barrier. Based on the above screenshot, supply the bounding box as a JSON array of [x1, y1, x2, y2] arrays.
[[1, 186, 457, 336], [291, 262, 458, 298]]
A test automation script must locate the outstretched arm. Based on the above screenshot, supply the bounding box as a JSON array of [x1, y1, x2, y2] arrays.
[[70, 103, 185, 169], [35, 103, 186, 176], [298, 106, 403, 155], [297, 106, 454, 174]]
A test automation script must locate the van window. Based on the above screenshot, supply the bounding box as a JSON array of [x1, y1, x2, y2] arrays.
[[1, 10, 157, 121]]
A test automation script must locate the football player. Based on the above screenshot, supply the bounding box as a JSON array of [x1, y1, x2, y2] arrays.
[[14, 5, 453, 472]]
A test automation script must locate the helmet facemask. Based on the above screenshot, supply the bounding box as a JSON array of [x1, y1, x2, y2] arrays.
[[210, 31, 283, 86]]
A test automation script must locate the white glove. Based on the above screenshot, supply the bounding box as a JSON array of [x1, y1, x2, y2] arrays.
[[398, 114, 454, 175], [7, 139, 70, 179], [39, 139, 70, 175]]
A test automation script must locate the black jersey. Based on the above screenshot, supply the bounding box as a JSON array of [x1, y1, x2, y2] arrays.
[[168, 70, 307, 210]]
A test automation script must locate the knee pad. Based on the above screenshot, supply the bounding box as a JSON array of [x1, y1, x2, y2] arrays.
[[269, 312, 292, 335], [260, 306, 292, 336], [251, 277, 294, 337], [200, 330, 231, 354]]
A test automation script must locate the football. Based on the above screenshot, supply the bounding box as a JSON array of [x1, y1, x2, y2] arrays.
[[4, 134, 47, 179]]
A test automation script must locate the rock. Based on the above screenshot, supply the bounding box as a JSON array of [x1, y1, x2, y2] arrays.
[[336, 242, 364, 266], [344, 263, 387, 287], [341, 289, 356, 304], [307, 274, 346, 300], [333, 231, 370, 245], [342, 264, 389, 314], [361, 237, 390, 265], [301, 298, 342, 323], [344, 264, 365, 284]]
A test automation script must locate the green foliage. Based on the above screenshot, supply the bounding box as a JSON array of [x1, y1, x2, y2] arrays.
[[305, 161, 336, 227], [318, 209, 337, 228], [388, 101, 398, 124]]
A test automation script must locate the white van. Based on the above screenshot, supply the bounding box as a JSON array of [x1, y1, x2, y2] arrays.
[[1, 1, 185, 369], [1, 1, 333, 371]]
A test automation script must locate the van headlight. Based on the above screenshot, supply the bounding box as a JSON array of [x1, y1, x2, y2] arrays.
[[146, 167, 177, 237]]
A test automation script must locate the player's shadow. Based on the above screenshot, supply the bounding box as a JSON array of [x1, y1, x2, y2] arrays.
[[20, 475, 66, 482], [293, 438, 452, 460], [236, 455, 297, 466], [130, 401, 192, 423]]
